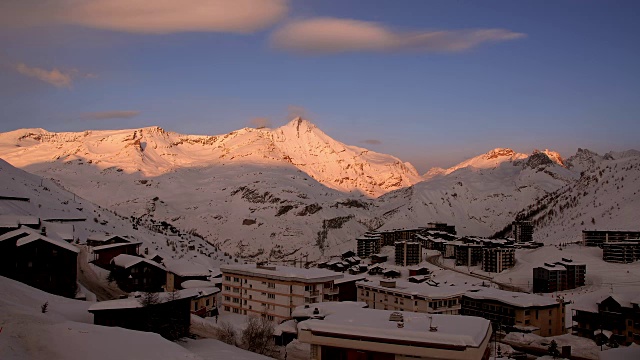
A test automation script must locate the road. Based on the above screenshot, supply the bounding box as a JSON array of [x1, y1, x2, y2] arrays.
[[77, 245, 126, 301], [426, 254, 524, 292]]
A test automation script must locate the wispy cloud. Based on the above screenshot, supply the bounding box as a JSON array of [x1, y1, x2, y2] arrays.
[[362, 139, 382, 145], [249, 117, 272, 129], [0, 0, 288, 34], [14, 62, 96, 88], [271, 18, 525, 54], [15, 63, 74, 88], [81, 110, 141, 120], [287, 105, 307, 120]]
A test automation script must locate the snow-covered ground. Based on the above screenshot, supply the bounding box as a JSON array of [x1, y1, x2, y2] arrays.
[[0, 275, 274, 360]]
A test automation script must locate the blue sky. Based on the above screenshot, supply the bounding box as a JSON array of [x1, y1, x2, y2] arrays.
[[0, 0, 638, 172]]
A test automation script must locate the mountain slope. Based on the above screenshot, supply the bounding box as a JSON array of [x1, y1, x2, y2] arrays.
[[0, 118, 420, 197], [378, 149, 578, 236]]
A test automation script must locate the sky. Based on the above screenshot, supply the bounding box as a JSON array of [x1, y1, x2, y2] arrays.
[[0, 0, 639, 173]]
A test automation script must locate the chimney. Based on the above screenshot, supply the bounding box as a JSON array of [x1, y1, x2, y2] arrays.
[[40, 227, 46, 236], [380, 280, 396, 288], [144, 247, 149, 255]]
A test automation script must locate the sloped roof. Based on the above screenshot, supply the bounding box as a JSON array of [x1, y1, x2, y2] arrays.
[[88, 290, 199, 312], [111, 254, 165, 271], [92, 242, 142, 252], [0, 227, 38, 242], [16, 233, 79, 253], [164, 259, 210, 277]]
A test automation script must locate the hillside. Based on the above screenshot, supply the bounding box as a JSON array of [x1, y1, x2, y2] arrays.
[[1, 120, 638, 261]]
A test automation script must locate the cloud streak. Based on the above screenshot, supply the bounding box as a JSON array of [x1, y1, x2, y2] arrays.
[[81, 110, 141, 120], [249, 117, 272, 129], [1, 0, 288, 34], [15, 63, 74, 88], [271, 18, 525, 54]]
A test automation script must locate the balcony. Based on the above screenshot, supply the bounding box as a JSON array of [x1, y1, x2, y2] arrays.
[[304, 290, 320, 297], [323, 287, 339, 295]]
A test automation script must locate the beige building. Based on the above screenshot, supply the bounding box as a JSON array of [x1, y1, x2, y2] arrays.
[[357, 279, 467, 315], [461, 287, 566, 336], [220, 264, 342, 322], [298, 307, 492, 360]]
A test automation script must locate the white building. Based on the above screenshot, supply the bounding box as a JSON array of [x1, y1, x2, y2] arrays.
[[220, 264, 343, 322], [357, 279, 469, 315], [298, 306, 492, 360]]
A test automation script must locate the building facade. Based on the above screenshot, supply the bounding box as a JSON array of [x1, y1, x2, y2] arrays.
[[298, 308, 491, 360], [582, 230, 640, 247], [461, 288, 566, 337], [395, 241, 422, 266], [573, 295, 640, 345], [533, 264, 567, 293], [220, 264, 342, 322], [602, 241, 640, 263], [357, 280, 464, 315], [512, 221, 534, 242], [356, 234, 381, 258], [482, 247, 515, 273]]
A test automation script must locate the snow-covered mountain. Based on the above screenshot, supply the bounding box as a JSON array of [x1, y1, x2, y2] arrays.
[[378, 149, 578, 237], [1, 120, 638, 260], [0, 118, 420, 197]]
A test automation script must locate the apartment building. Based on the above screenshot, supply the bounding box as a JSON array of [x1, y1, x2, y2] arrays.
[[425, 222, 457, 235], [395, 241, 422, 266], [356, 233, 381, 258], [482, 247, 515, 273], [455, 243, 483, 267], [356, 279, 466, 315], [602, 241, 640, 263], [512, 221, 534, 242], [582, 230, 640, 247], [220, 264, 343, 322], [533, 263, 567, 293], [555, 258, 586, 289], [298, 307, 491, 360], [461, 287, 566, 337]]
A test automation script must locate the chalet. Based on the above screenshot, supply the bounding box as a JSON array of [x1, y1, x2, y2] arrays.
[[87, 234, 130, 248], [182, 287, 220, 318], [573, 294, 640, 345], [142, 250, 164, 264], [15, 231, 79, 298], [164, 259, 210, 291], [88, 290, 195, 340], [382, 269, 401, 279], [0, 228, 38, 277], [408, 266, 430, 277], [368, 264, 384, 275], [110, 254, 167, 292], [370, 254, 388, 264], [348, 264, 367, 275], [92, 242, 142, 267], [341, 250, 356, 259], [41, 221, 75, 243]]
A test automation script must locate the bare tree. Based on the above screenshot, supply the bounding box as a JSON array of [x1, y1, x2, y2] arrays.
[[241, 315, 276, 356], [216, 320, 237, 346]]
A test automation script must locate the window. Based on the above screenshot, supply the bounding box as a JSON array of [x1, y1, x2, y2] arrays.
[[268, 293, 275, 299], [267, 315, 274, 321], [268, 282, 276, 289], [525, 310, 530, 316], [224, 296, 230, 301], [194, 303, 198, 311], [206, 299, 210, 306], [366, 291, 369, 297], [233, 277, 240, 283], [224, 306, 230, 311], [225, 276, 231, 281], [224, 286, 230, 291]]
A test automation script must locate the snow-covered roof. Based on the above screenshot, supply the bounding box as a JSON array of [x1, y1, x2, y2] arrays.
[[334, 274, 367, 285], [179, 287, 220, 298], [0, 227, 38, 242], [87, 234, 128, 242], [463, 288, 559, 308], [298, 308, 491, 349], [92, 242, 142, 252], [111, 254, 165, 270], [41, 221, 75, 240], [16, 233, 79, 253], [164, 259, 210, 277], [181, 279, 219, 289], [220, 264, 343, 283], [88, 290, 199, 312], [0, 215, 39, 227], [292, 301, 368, 319], [357, 279, 469, 299], [274, 319, 298, 336]]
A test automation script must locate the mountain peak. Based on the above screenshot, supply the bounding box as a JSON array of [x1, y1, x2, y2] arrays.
[[482, 148, 516, 160]]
